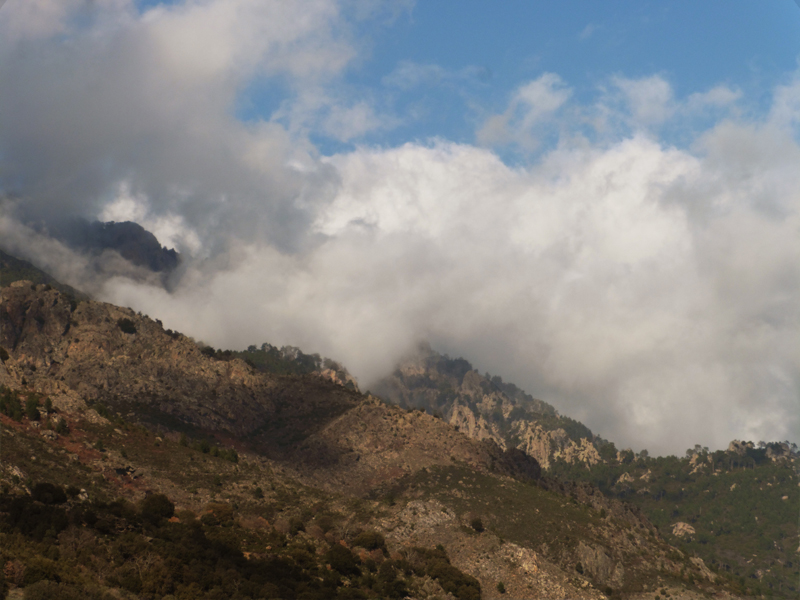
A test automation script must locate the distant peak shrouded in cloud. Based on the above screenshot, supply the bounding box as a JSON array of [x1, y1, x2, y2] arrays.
[[0, 0, 798, 456]]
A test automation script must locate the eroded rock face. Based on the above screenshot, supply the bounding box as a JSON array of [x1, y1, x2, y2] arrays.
[[576, 541, 624, 587], [617, 472, 635, 484], [672, 522, 696, 538], [728, 440, 754, 455], [449, 402, 506, 448], [514, 422, 601, 469]]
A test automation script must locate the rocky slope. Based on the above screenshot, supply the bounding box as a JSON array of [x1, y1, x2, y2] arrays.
[[373, 344, 604, 469], [0, 281, 744, 599]]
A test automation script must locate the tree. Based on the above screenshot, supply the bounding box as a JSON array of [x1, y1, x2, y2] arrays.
[[117, 318, 137, 334], [599, 442, 617, 462], [140, 494, 175, 524], [25, 395, 40, 421]]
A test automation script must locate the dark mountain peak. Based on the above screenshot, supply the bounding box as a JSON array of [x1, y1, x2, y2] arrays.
[[49, 218, 180, 273]]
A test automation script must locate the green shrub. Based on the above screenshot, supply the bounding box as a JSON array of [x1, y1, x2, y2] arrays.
[[22, 580, 90, 600], [32, 483, 67, 505], [470, 517, 484, 533], [25, 395, 40, 421], [289, 517, 305, 536], [407, 546, 481, 600], [140, 493, 175, 524], [0, 346, 8, 362], [352, 530, 386, 551], [22, 557, 59, 587], [1, 388, 23, 420], [117, 318, 137, 334], [326, 544, 360, 576], [497, 581, 506, 594]]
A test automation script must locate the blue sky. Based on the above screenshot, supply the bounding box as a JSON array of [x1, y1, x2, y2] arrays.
[[1, 0, 799, 454], [233, 1, 800, 154]]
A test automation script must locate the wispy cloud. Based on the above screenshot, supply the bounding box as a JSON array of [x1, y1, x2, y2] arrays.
[[476, 73, 571, 150]]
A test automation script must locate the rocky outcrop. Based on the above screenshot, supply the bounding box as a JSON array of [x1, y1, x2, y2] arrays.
[[575, 541, 625, 588], [672, 522, 696, 538], [373, 344, 604, 472], [513, 422, 600, 469], [728, 440, 754, 455], [616, 472, 635, 485], [449, 402, 506, 448], [317, 367, 359, 391]]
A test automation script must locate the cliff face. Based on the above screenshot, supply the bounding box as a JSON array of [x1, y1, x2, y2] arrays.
[[372, 344, 602, 469], [514, 422, 602, 469]]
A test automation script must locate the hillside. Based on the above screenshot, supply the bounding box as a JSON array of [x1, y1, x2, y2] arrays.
[[550, 444, 799, 598], [0, 249, 86, 302], [0, 281, 744, 599], [373, 345, 799, 598]]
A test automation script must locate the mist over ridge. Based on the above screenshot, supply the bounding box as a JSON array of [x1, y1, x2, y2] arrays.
[[0, 0, 798, 457]]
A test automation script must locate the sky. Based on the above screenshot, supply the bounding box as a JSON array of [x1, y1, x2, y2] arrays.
[[0, 0, 798, 456]]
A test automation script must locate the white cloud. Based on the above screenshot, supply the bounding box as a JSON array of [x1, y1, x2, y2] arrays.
[[613, 75, 675, 128], [99, 121, 799, 455], [100, 183, 201, 253], [383, 60, 491, 91], [383, 61, 448, 89], [579, 23, 599, 40], [768, 77, 800, 129], [477, 73, 571, 149], [685, 85, 741, 112], [0, 0, 110, 43], [0, 0, 360, 248]]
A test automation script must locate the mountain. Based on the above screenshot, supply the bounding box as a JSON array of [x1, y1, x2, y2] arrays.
[[374, 345, 799, 598], [48, 219, 180, 273], [0, 280, 745, 599], [372, 343, 604, 469]]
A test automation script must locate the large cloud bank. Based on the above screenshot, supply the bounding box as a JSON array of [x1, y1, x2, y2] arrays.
[[1, 0, 797, 455]]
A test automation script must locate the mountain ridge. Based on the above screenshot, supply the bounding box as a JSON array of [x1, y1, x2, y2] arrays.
[[0, 279, 744, 599]]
